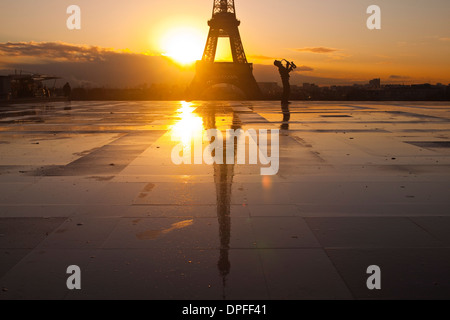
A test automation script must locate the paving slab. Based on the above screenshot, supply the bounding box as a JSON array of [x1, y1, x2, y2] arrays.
[[305, 217, 443, 248], [326, 248, 450, 300], [258, 249, 353, 300]]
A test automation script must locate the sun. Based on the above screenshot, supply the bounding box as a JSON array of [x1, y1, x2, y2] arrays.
[[161, 28, 205, 65]]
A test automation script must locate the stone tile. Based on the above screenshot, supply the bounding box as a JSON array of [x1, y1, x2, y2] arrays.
[[0, 205, 76, 218], [124, 205, 249, 219], [410, 217, 450, 244], [0, 249, 94, 300], [0, 218, 66, 249], [251, 217, 320, 249], [224, 249, 269, 300], [258, 249, 352, 299], [242, 183, 296, 205], [248, 204, 300, 217], [4, 180, 105, 205], [66, 248, 223, 300], [305, 217, 442, 248], [132, 182, 220, 206], [295, 203, 450, 217], [326, 248, 450, 300], [0, 249, 31, 279], [86, 182, 149, 205], [228, 217, 256, 249], [72, 205, 130, 218], [38, 217, 120, 249], [102, 218, 219, 249], [102, 216, 256, 250], [0, 133, 118, 166], [66, 248, 268, 300], [0, 183, 33, 202]]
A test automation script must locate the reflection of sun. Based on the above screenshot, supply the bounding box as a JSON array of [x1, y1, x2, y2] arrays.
[[161, 28, 204, 65], [262, 176, 272, 190], [171, 101, 203, 147]]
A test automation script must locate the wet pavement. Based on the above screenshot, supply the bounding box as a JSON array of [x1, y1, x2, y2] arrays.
[[0, 100, 449, 300]]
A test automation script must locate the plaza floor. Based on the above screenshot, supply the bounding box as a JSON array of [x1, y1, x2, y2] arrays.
[[0, 100, 449, 300]]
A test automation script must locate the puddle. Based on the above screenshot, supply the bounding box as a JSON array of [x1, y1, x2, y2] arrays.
[[136, 219, 194, 240], [406, 141, 450, 149], [320, 115, 352, 118], [143, 183, 155, 192], [138, 183, 156, 198], [87, 176, 115, 181], [73, 147, 100, 157]]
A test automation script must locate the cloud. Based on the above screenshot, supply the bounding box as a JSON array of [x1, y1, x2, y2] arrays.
[[438, 37, 450, 42], [0, 41, 117, 62], [248, 54, 277, 61], [295, 47, 339, 54], [389, 75, 411, 80], [0, 41, 193, 87], [295, 65, 314, 72], [293, 47, 349, 61]]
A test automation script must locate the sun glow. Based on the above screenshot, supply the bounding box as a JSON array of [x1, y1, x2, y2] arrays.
[[161, 28, 205, 65]]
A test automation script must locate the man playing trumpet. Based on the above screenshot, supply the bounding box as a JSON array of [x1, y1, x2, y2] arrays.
[[274, 59, 297, 103]]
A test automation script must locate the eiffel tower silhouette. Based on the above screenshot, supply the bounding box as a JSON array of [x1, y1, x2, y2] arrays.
[[188, 0, 261, 100]]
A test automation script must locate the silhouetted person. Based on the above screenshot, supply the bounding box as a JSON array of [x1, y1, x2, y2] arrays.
[[42, 86, 50, 98], [63, 82, 72, 100], [274, 59, 296, 103]]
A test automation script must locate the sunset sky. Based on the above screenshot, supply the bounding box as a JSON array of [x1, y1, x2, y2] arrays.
[[0, 0, 449, 87]]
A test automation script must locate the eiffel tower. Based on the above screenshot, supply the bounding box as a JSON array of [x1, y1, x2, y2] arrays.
[[188, 0, 261, 100]]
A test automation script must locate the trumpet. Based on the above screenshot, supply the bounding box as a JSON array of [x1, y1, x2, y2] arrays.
[[282, 59, 297, 69]]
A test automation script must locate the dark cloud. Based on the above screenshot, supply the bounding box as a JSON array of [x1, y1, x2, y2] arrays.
[[295, 47, 339, 54], [296, 65, 314, 72], [0, 41, 194, 87], [389, 75, 411, 79], [0, 41, 113, 62]]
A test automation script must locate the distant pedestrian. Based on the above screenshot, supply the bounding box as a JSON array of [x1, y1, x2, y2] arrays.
[[43, 86, 50, 98], [63, 82, 72, 100]]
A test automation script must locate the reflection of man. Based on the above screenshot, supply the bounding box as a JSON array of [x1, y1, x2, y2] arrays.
[[281, 102, 291, 130], [63, 82, 72, 101], [274, 60, 296, 103]]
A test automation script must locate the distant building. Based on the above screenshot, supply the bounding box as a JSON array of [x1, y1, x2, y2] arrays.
[[369, 78, 381, 88], [258, 82, 282, 96], [1, 72, 60, 99], [0, 76, 11, 100], [303, 83, 318, 89], [291, 84, 301, 92]]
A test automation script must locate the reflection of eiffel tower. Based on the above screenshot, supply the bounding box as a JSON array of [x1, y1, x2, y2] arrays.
[[198, 105, 241, 299], [188, 0, 261, 99]]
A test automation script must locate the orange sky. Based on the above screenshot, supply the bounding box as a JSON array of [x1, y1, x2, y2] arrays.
[[0, 0, 449, 85]]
